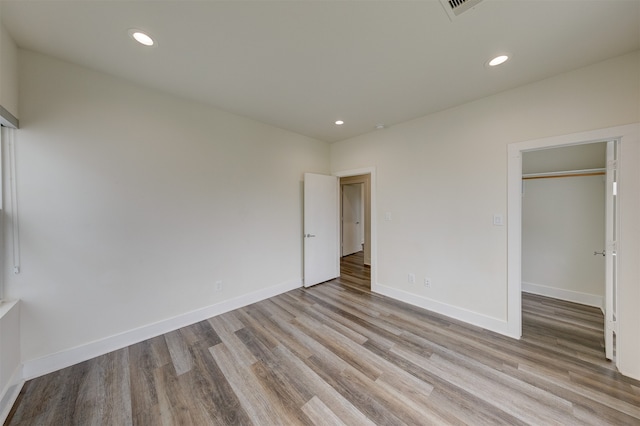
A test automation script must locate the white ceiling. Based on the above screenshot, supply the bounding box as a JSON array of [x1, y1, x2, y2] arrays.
[[2, 0, 639, 143]]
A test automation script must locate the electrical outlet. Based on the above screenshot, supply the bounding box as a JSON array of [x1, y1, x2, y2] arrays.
[[215, 280, 223, 291], [408, 273, 415, 284], [424, 277, 431, 288]]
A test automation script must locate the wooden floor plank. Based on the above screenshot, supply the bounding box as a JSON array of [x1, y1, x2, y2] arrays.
[[208, 342, 294, 425], [6, 251, 640, 425], [300, 396, 347, 426], [179, 340, 252, 425], [164, 329, 193, 376], [270, 344, 375, 426], [153, 363, 194, 425]]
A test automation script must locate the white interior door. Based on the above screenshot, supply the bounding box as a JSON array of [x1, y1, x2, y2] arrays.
[[342, 184, 362, 256], [604, 140, 619, 360], [304, 173, 339, 287]]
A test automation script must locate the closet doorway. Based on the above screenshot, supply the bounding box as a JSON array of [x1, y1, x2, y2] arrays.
[[521, 141, 617, 361], [521, 143, 607, 308]]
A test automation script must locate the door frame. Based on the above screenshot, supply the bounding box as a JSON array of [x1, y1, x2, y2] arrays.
[[507, 124, 636, 350], [604, 140, 618, 360], [334, 167, 377, 290]]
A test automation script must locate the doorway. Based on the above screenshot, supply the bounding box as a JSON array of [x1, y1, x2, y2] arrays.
[[520, 142, 612, 358], [506, 124, 637, 372], [302, 168, 376, 290], [335, 168, 376, 290], [339, 174, 371, 289], [340, 174, 371, 262], [521, 143, 607, 308]]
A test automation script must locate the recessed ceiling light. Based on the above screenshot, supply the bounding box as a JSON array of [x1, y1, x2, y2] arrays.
[[488, 55, 509, 67], [128, 29, 155, 47], [335, 120, 344, 126]]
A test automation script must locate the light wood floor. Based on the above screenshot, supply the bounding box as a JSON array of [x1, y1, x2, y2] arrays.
[[6, 252, 640, 425]]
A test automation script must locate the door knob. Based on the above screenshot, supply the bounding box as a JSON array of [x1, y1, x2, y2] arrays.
[[594, 250, 606, 256], [305, 234, 316, 238]]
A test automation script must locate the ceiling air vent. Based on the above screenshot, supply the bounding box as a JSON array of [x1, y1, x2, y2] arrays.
[[440, 0, 484, 20]]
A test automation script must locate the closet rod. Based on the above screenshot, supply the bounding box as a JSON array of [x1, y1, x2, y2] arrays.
[[522, 168, 605, 180]]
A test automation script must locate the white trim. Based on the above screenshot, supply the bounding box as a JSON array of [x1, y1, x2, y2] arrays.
[[522, 282, 604, 311], [507, 144, 523, 338], [0, 368, 24, 425], [334, 167, 375, 178], [373, 282, 510, 336], [0, 300, 21, 423], [22, 278, 301, 380], [0, 104, 19, 129], [0, 300, 18, 319], [507, 123, 639, 343]]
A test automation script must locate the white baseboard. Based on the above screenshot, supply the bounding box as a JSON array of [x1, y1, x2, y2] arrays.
[[522, 282, 604, 311], [22, 278, 301, 381], [0, 367, 24, 425], [371, 282, 513, 338]]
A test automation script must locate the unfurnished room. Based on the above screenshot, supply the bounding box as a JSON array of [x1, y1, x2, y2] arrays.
[[1, 0, 640, 424]]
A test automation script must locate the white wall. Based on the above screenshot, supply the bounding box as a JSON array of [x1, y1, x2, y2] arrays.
[[522, 175, 605, 308], [522, 143, 606, 174], [0, 16, 19, 120], [619, 125, 640, 380], [5, 50, 329, 371], [331, 51, 640, 374]]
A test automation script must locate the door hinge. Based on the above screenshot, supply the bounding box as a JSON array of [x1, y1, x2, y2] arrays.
[[607, 320, 618, 334], [607, 159, 618, 172]]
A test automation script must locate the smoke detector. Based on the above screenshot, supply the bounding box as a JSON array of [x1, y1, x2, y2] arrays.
[[440, 0, 484, 20]]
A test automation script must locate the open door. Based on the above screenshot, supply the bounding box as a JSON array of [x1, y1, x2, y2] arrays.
[[604, 140, 619, 360], [303, 173, 339, 287]]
